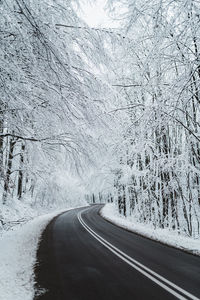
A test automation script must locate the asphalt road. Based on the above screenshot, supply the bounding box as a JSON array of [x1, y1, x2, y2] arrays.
[[34, 204, 200, 300]]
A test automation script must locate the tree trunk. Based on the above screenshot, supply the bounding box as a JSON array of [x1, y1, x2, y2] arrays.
[[2, 137, 16, 204], [17, 143, 25, 199]]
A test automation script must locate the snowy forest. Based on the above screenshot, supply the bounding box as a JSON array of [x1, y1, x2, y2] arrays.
[[1, 0, 200, 240]]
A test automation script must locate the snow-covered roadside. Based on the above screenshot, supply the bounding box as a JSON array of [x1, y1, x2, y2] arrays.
[[0, 206, 86, 300], [101, 203, 200, 256]]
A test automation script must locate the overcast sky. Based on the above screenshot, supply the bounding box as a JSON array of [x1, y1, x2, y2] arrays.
[[76, 0, 119, 28]]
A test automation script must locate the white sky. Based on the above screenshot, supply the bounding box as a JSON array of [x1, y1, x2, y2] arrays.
[[76, 0, 119, 28]]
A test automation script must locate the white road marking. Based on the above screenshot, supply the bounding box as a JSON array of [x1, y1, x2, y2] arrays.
[[78, 208, 199, 300]]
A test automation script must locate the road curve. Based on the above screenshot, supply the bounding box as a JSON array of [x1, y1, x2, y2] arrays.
[[34, 204, 200, 300]]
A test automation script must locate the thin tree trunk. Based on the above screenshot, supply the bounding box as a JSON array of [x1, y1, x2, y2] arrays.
[[2, 137, 16, 204], [17, 143, 25, 199]]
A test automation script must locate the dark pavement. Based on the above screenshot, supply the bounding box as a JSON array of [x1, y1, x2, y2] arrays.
[[34, 205, 200, 300]]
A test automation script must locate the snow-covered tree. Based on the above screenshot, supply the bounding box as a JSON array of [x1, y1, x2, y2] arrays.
[[106, 0, 200, 237], [0, 0, 117, 218]]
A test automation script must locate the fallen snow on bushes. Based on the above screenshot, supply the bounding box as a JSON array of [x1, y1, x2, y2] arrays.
[[0, 206, 85, 300], [101, 203, 200, 256]]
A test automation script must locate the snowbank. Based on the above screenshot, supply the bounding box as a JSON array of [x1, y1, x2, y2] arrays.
[[0, 206, 85, 300], [101, 203, 200, 256], [0, 198, 39, 233]]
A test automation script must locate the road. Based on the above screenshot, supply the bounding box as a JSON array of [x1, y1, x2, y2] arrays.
[[34, 205, 200, 300]]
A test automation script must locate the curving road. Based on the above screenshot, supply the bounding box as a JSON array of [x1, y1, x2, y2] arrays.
[[34, 204, 200, 300]]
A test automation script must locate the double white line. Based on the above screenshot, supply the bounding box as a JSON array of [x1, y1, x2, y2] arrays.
[[78, 208, 199, 300]]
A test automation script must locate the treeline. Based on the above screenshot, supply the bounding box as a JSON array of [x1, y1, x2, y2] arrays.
[[0, 0, 113, 211], [104, 0, 200, 237]]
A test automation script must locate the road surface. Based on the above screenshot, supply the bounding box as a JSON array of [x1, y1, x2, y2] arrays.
[[34, 204, 200, 300]]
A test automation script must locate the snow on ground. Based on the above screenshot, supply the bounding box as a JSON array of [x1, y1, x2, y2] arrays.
[[101, 203, 200, 256], [0, 205, 86, 300], [0, 198, 39, 233]]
